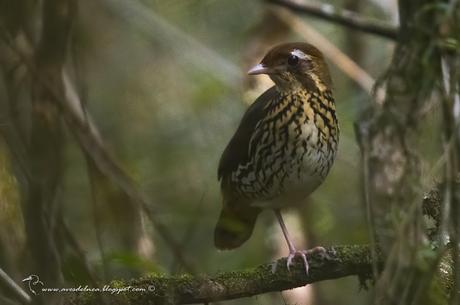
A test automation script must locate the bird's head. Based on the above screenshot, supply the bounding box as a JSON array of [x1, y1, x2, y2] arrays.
[[22, 276, 33, 283], [248, 42, 331, 93], [22, 274, 40, 284]]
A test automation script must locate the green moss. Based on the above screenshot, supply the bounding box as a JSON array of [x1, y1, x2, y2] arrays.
[[68, 245, 384, 305], [110, 280, 125, 288]]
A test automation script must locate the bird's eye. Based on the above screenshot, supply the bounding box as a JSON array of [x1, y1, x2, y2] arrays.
[[287, 54, 299, 66]]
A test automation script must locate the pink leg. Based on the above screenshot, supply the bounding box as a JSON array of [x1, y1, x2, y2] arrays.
[[274, 209, 326, 274]]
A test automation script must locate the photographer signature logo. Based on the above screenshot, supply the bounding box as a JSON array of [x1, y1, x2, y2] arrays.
[[22, 275, 44, 295], [21, 274, 153, 295]]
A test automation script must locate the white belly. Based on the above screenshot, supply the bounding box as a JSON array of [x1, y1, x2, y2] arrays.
[[251, 126, 329, 208]]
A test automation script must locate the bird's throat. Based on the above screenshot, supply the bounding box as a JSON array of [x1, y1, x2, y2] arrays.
[[271, 71, 328, 95]]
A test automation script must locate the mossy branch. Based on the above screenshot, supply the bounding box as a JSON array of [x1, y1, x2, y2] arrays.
[[68, 245, 380, 305], [63, 187, 445, 305]]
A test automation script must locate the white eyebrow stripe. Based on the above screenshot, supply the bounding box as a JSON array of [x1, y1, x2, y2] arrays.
[[291, 49, 311, 60]]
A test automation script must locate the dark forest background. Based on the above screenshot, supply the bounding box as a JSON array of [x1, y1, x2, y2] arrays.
[[0, 1, 458, 305]]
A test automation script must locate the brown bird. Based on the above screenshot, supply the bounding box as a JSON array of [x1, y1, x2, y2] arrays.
[[214, 42, 339, 273]]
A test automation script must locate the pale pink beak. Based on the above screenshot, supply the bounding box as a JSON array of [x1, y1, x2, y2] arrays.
[[247, 63, 271, 75]]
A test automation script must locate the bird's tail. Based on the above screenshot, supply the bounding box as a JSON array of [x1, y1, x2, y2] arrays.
[[214, 203, 261, 250]]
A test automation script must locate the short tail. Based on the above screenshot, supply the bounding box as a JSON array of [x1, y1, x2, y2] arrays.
[[214, 204, 261, 250]]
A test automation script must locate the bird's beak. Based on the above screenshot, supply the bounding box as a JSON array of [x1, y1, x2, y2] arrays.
[[22, 276, 32, 282], [247, 63, 271, 75]]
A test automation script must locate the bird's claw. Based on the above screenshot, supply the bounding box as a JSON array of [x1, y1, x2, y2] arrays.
[[286, 250, 310, 274], [285, 247, 329, 275]]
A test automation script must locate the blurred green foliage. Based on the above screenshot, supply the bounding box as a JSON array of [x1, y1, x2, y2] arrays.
[[0, 0, 421, 304]]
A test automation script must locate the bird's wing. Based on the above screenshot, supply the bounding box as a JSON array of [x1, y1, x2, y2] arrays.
[[218, 86, 278, 182], [214, 87, 278, 249]]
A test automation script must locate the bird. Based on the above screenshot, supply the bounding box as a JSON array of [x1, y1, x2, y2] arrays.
[[22, 274, 44, 295], [214, 42, 339, 273]]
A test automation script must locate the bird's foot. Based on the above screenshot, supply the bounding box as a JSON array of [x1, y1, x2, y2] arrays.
[[286, 250, 309, 274], [286, 246, 329, 275]]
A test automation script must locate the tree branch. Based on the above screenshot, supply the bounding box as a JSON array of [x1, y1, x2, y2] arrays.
[[266, 0, 398, 40], [68, 245, 380, 305], [63, 182, 444, 305]]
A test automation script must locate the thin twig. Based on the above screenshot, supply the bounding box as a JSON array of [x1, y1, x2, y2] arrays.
[[0, 268, 31, 304], [272, 7, 377, 96], [58, 219, 100, 287], [266, 0, 398, 40], [102, 0, 241, 87], [63, 68, 197, 273], [361, 132, 380, 280]]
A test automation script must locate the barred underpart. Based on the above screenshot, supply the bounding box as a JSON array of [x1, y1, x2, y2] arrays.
[[230, 88, 339, 205]]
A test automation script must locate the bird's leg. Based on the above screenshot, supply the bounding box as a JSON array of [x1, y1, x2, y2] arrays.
[[274, 209, 326, 275], [274, 209, 297, 253]]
